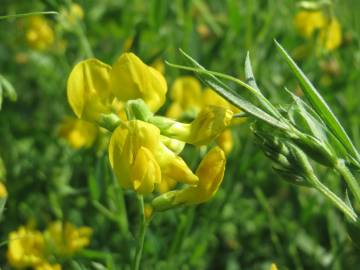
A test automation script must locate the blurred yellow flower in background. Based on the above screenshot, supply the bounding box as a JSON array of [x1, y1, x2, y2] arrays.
[[7, 226, 45, 268], [45, 221, 92, 257], [0, 181, 8, 198], [294, 10, 342, 51], [26, 16, 54, 51], [58, 117, 98, 149], [166, 76, 202, 119], [35, 262, 62, 270]]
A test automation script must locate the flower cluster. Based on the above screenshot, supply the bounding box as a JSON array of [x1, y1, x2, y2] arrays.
[[294, 9, 342, 52], [7, 222, 92, 269], [67, 52, 232, 209]]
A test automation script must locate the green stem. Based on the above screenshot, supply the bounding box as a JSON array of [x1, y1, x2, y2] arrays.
[[132, 195, 146, 270], [335, 159, 360, 206], [309, 173, 358, 222], [75, 23, 93, 58]]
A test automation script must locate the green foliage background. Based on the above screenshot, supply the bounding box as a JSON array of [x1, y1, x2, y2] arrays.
[[1, 0, 360, 269]]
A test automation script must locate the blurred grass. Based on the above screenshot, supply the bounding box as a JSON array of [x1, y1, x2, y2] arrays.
[[1, 0, 360, 269]]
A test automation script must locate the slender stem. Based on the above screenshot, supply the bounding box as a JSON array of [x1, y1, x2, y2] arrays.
[[132, 195, 146, 270], [309, 173, 358, 222], [335, 159, 360, 206]]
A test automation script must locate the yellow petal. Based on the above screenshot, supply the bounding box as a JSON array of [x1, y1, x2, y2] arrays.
[[110, 53, 167, 112], [0, 182, 7, 198], [320, 18, 342, 51], [58, 117, 98, 149], [109, 120, 162, 192], [294, 11, 326, 38], [132, 146, 161, 194], [67, 59, 113, 121], [188, 105, 233, 145], [216, 129, 234, 155], [155, 143, 198, 185], [174, 147, 226, 205], [170, 76, 202, 109]]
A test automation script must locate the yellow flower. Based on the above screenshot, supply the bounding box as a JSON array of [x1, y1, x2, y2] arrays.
[[109, 120, 198, 195], [0, 182, 7, 198], [294, 11, 325, 38], [270, 263, 278, 270], [67, 59, 113, 121], [166, 76, 202, 119], [26, 16, 54, 51], [152, 147, 226, 210], [35, 262, 62, 270], [216, 129, 234, 155], [294, 10, 342, 51], [58, 117, 98, 149], [174, 147, 225, 204], [45, 221, 92, 257], [7, 226, 45, 268], [163, 106, 233, 146], [109, 120, 161, 194], [67, 53, 167, 121], [110, 53, 167, 112], [69, 3, 84, 20], [320, 18, 342, 51]]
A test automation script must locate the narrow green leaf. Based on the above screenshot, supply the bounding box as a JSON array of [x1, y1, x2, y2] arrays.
[[244, 52, 261, 93], [0, 197, 6, 221], [167, 52, 289, 130], [245, 52, 282, 117], [275, 40, 360, 162], [0, 11, 58, 20], [0, 75, 17, 101]]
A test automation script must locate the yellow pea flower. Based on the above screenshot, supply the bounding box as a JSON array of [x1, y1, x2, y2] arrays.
[[67, 59, 113, 121], [294, 11, 325, 38], [161, 106, 233, 146], [188, 106, 233, 145], [294, 10, 342, 51], [320, 18, 342, 51], [174, 147, 225, 204], [166, 76, 201, 119], [0, 181, 7, 198], [156, 177, 177, 193], [166, 76, 202, 119], [109, 120, 162, 194], [58, 117, 98, 149], [26, 16, 54, 51], [35, 262, 62, 270], [45, 221, 92, 257], [7, 226, 45, 268], [109, 120, 198, 194], [110, 53, 167, 112], [216, 129, 234, 155], [67, 53, 167, 122], [152, 147, 226, 210]]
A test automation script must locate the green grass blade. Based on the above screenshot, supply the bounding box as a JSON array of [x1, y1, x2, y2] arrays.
[[275, 40, 360, 162], [0, 11, 58, 20]]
